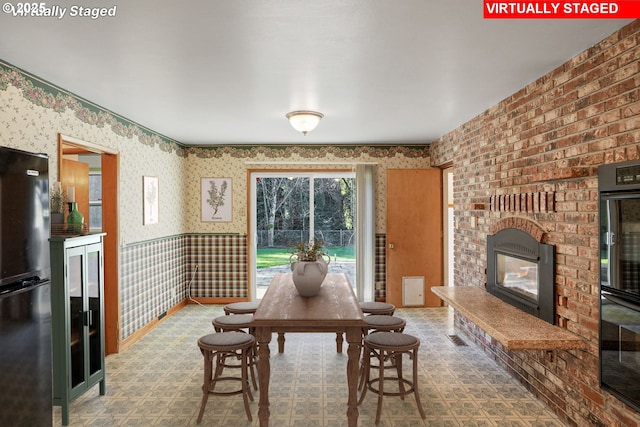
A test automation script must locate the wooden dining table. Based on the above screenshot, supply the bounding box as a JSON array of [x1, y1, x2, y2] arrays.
[[252, 272, 367, 427]]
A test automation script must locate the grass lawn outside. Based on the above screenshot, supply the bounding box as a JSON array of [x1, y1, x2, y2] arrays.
[[257, 246, 355, 268]]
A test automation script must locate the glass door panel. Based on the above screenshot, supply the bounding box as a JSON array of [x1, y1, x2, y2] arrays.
[[67, 251, 84, 389], [86, 246, 102, 377], [313, 177, 356, 287], [251, 172, 356, 299]]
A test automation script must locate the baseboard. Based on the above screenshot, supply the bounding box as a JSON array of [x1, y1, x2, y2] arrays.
[[117, 297, 253, 352], [119, 300, 187, 352], [186, 297, 251, 305]]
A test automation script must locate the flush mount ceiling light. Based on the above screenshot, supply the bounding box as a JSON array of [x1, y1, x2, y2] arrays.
[[286, 110, 324, 136]]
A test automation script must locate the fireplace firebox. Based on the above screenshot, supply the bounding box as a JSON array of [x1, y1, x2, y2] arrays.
[[486, 228, 555, 324]]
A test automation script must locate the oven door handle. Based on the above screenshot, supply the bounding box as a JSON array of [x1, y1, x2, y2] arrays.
[[603, 292, 640, 313], [606, 231, 617, 246]]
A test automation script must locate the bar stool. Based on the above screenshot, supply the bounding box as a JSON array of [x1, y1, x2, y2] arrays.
[[359, 315, 406, 390], [358, 332, 426, 425], [223, 301, 292, 353], [212, 314, 258, 391], [360, 301, 396, 316], [337, 302, 397, 354], [196, 332, 255, 423], [363, 315, 405, 334], [212, 313, 254, 333], [223, 301, 260, 315]]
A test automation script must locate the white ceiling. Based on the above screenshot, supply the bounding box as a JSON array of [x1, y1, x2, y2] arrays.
[[0, 1, 632, 146]]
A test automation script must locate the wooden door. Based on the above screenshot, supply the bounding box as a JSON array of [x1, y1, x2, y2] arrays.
[[386, 169, 443, 307]]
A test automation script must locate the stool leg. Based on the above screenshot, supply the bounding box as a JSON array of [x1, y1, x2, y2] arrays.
[[248, 327, 259, 391], [241, 348, 253, 422], [213, 352, 225, 384], [249, 344, 258, 391], [358, 355, 366, 391], [358, 329, 369, 391], [197, 350, 213, 423], [245, 351, 254, 403], [412, 347, 426, 419], [375, 349, 385, 425], [395, 352, 406, 401], [357, 346, 371, 405]]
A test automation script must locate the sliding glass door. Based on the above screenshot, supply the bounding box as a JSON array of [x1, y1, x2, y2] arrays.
[[250, 171, 356, 299]]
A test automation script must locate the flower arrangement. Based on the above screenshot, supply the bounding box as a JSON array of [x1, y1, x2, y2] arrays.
[[290, 240, 327, 262]]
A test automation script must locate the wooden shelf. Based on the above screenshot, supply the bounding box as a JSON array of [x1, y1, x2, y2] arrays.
[[431, 286, 586, 351]]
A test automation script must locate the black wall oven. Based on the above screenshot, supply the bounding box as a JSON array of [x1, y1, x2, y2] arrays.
[[599, 160, 640, 412]]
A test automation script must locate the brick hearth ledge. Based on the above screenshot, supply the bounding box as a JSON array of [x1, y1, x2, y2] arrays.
[[431, 286, 586, 351]]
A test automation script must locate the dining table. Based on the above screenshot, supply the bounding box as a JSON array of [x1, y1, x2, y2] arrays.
[[252, 272, 367, 427]]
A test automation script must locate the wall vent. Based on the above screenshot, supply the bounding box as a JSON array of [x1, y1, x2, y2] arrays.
[[447, 335, 467, 346]]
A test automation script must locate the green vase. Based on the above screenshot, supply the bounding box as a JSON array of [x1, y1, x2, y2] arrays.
[[67, 202, 84, 233]]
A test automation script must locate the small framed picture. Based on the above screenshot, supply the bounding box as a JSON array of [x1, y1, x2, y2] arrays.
[[143, 176, 159, 225], [201, 177, 232, 222]]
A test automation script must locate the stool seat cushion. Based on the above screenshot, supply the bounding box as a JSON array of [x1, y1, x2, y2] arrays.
[[365, 332, 418, 347], [365, 315, 405, 327], [224, 301, 260, 313], [360, 301, 395, 312], [214, 314, 253, 327], [199, 332, 254, 348]]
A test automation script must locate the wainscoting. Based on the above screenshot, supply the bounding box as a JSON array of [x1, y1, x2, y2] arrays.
[[119, 233, 388, 343]]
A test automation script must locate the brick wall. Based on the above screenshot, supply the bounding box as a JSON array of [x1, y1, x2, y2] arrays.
[[429, 20, 640, 427]]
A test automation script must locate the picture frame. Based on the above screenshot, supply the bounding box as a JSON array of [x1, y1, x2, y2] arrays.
[[201, 177, 232, 222], [143, 176, 159, 225]]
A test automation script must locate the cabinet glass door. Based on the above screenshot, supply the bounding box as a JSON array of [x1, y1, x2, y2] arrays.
[[87, 244, 102, 378], [67, 251, 84, 389]]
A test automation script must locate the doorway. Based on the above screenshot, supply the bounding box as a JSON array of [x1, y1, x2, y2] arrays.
[[58, 134, 120, 355], [443, 168, 454, 287], [249, 171, 356, 299]]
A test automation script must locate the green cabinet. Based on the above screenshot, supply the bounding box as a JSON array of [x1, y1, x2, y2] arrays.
[[50, 233, 106, 426]]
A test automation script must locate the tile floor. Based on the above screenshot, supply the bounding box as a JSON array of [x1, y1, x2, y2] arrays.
[[53, 304, 568, 426]]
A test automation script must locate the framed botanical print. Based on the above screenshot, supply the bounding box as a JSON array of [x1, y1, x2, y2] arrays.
[[201, 177, 232, 222], [143, 176, 159, 225]]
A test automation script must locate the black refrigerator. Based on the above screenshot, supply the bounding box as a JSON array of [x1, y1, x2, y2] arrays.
[[0, 146, 52, 426]]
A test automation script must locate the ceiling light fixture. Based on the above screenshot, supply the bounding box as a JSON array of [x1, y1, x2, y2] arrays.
[[286, 110, 324, 136]]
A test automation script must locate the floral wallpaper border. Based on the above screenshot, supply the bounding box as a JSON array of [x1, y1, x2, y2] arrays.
[[0, 59, 430, 160]]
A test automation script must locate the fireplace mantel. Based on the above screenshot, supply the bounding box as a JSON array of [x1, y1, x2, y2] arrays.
[[431, 286, 586, 351]]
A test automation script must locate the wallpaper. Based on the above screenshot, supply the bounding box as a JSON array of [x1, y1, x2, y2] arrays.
[[0, 60, 432, 242]]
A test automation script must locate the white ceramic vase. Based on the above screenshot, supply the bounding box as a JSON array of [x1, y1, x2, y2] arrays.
[[290, 254, 330, 297]]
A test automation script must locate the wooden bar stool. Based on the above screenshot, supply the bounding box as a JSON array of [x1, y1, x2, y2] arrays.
[[196, 332, 255, 423], [223, 301, 260, 315], [336, 302, 397, 354], [212, 314, 258, 391], [223, 301, 294, 353], [360, 301, 396, 316], [363, 315, 405, 334], [358, 332, 426, 425], [359, 315, 406, 390], [212, 313, 254, 332]]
